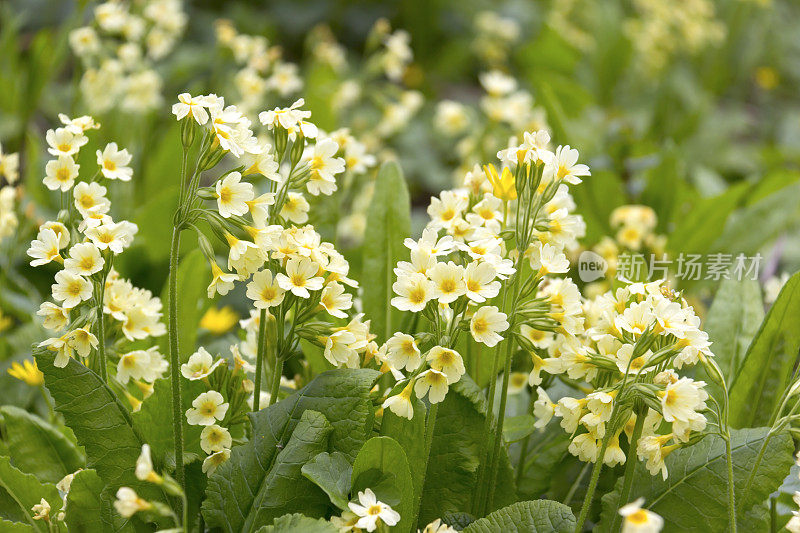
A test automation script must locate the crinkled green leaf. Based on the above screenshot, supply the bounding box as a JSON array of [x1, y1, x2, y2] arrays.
[[65, 469, 133, 533], [516, 428, 571, 500], [202, 368, 379, 532], [301, 452, 352, 511], [598, 428, 793, 532], [462, 500, 576, 533], [0, 519, 34, 532], [247, 410, 333, 529], [0, 405, 84, 483], [729, 271, 800, 428], [132, 375, 206, 468], [361, 161, 410, 342], [255, 512, 338, 533], [34, 349, 162, 503], [419, 376, 516, 524], [351, 436, 414, 533], [0, 456, 61, 532]]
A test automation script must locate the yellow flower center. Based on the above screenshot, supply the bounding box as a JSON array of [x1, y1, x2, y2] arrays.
[[472, 318, 487, 334], [367, 505, 382, 516], [627, 510, 649, 524]]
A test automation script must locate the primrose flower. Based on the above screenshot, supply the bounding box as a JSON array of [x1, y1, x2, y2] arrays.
[[51, 270, 92, 309], [276, 257, 324, 298], [114, 487, 151, 518], [348, 488, 401, 532], [181, 347, 223, 380], [618, 498, 663, 533], [382, 380, 415, 420], [96, 143, 133, 181], [7, 360, 44, 386], [469, 306, 509, 347], [172, 93, 210, 124], [186, 391, 229, 426], [385, 333, 422, 371], [246, 269, 286, 308], [215, 172, 254, 218], [200, 424, 232, 454], [43, 156, 80, 191]]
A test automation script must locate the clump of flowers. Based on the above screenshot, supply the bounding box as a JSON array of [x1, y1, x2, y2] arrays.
[[534, 278, 713, 477], [70, 0, 187, 114], [29, 116, 169, 404]]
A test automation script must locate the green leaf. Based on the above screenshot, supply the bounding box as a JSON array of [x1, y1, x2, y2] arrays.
[[502, 414, 536, 444], [667, 183, 747, 255], [729, 271, 800, 428], [158, 248, 211, 364], [0, 456, 61, 532], [132, 376, 206, 468], [35, 350, 162, 503], [462, 500, 576, 533], [419, 376, 516, 524], [255, 513, 338, 533], [202, 369, 380, 532], [712, 181, 800, 255], [0, 519, 34, 532], [0, 405, 84, 483], [598, 428, 794, 532], [351, 436, 414, 533], [379, 397, 427, 511], [65, 469, 132, 533], [246, 410, 333, 529], [698, 278, 763, 400], [516, 429, 571, 500], [361, 161, 411, 342], [301, 452, 352, 511]]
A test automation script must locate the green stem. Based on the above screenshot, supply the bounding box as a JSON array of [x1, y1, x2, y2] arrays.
[[252, 308, 267, 411], [411, 402, 439, 532], [573, 435, 611, 533], [484, 333, 516, 514], [95, 283, 107, 382], [609, 409, 646, 532], [167, 226, 186, 516], [725, 435, 738, 533]]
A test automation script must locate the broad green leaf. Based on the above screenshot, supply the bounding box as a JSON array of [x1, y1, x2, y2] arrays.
[[246, 410, 333, 529], [419, 376, 516, 524], [699, 278, 763, 400], [255, 513, 338, 533], [0, 405, 84, 483], [502, 414, 536, 443], [462, 500, 576, 533], [351, 436, 414, 533], [361, 161, 410, 341], [598, 428, 794, 532], [301, 452, 352, 511], [380, 397, 426, 511], [65, 469, 132, 533], [202, 369, 380, 532], [132, 376, 206, 468], [35, 350, 163, 503], [0, 456, 61, 532], [158, 248, 211, 364], [729, 271, 800, 428], [570, 169, 625, 246]]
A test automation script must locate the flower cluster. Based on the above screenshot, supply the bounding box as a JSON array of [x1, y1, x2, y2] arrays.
[[534, 279, 714, 478], [379, 130, 590, 420], [29, 117, 167, 397], [70, 0, 187, 113], [587, 204, 667, 296], [624, 0, 725, 73]]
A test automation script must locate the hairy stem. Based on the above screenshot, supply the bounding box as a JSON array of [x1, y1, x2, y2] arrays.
[[252, 308, 267, 411], [609, 409, 646, 532], [167, 226, 186, 508], [573, 435, 611, 533], [411, 402, 439, 532], [95, 282, 107, 382], [725, 435, 738, 533], [485, 333, 516, 514]]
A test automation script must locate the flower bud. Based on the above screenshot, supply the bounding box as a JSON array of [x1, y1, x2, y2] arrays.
[[289, 134, 305, 169]]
